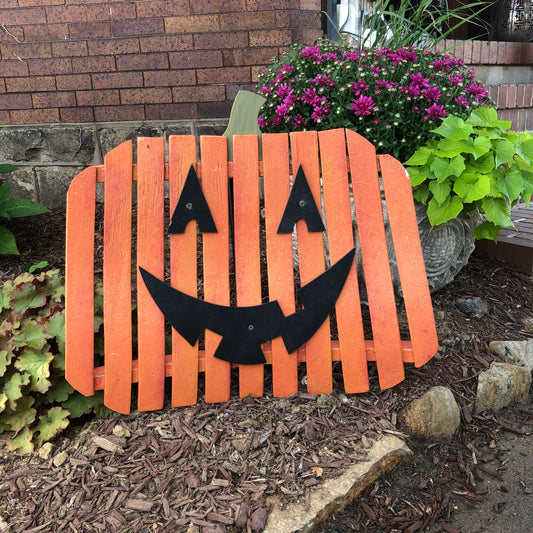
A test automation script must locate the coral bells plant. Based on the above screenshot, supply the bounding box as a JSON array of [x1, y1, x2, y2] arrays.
[[257, 39, 490, 162]]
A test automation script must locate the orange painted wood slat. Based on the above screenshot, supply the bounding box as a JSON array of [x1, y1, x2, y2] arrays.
[[262, 133, 299, 397], [65, 167, 96, 397], [168, 136, 199, 407], [103, 141, 133, 414], [136, 138, 166, 411], [379, 155, 439, 367], [233, 135, 264, 397], [346, 130, 405, 390], [201, 135, 232, 403], [318, 129, 369, 393], [289, 131, 332, 395]]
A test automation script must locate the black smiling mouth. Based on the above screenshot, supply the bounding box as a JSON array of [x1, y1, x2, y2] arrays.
[[139, 247, 355, 365]]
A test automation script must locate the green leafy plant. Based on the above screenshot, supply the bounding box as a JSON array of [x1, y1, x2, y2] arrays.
[[0, 169, 50, 254], [0, 268, 105, 454], [346, 0, 489, 51], [405, 107, 533, 241]]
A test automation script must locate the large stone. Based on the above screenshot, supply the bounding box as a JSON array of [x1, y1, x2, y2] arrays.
[[6, 168, 38, 202], [475, 362, 532, 412], [263, 435, 411, 533], [489, 339, 533, 372], [98, 125, 164, 163], [401, 386, 461, 439], [35, 166, 81, 209], [0, 127, 96, 164]]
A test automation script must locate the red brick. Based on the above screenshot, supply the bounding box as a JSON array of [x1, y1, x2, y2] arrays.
[[92, 71, 143, 89], [136, 0, 190, 18], [68, 21, 112, 39], [488, 85, 499, 103], [10, 108, 60, 124], [191, 0, 245, 14], [0, 25, 24, 43], [246, 0, 291, 10], [72, 55, 116, 73], [197, 101, 232, 118], [0, 8, 46, 25], [173, 85, 225, 103], [164, 15, 220, 34], [226, 83, 257, 100], [28, 57, 72, 75], [23, 23, 69, 42], [498, 85, 508, 108], [509, 109, 519, 126], [519, 42, 533, 64], [139, 35, 192, 53], [508, 42, 522, 64], [0, 0, 18, 7], [106, 3, 137, 20], [0, 79, 5, 93], [516, 108, 526, 132], [56, 73, 92, 91], [116, 52, 168, 71], [488, 41, 500, 64], [45, 5, 88, 24], [291, 28, 323, 45], [461, 40, 473, 64], [498, 109, 510, 121], [0, 60, 29, 77], [219, 11, 276, 31], [0, 111, 10, 123], [94, 104, 145, 122], [143, 69, 196, 87], [19, 0, 64, 5], [6, 75, 56, 92], [169, 50, 223, 69], [87, 38, 140, 56], [479, 40, 490, 64], [276, 10, 321, 29], [145, 103, 198, 120], [249, 29, 292, 47], [1, 41, 52, 60], [301, 0, 321, 9], [507, 84, 517, 108], [525, 84, 533, 107], [33, 91, 76, 108], [527, 110, 533, 131], [76, 89, 120, 106], [52, 40, 88, 57], [120, 87, 172, 105], [60, 106, 95, 123], [517, 84, 525, 107], [193, 32, 248, 50], [197, 66, 251, 85], [223, 47, 277, 67], [0, 93, 32, 110], [111, 18, 164, 37], [471, 40, 482, 64], [251, 65, 268, 83]]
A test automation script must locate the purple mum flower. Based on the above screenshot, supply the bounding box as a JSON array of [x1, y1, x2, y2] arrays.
[[424, 103, 447, 120], [410, 72, 430, 88], [352, 79, 369, 95], [422, 86, 442, 102], [454, 96, 470, 108], [465, 83, 488, 102], [302, 88, 320, 105], [258, 116, 269, 128], [351, 95, 375, 116], [448, 74, 463, 87]]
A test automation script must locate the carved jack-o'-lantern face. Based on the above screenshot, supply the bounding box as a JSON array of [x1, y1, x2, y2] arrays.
[[140, 165, 355, 366]]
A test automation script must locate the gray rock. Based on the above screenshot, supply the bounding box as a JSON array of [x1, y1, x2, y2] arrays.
[[401, 386, 461, 439], [0, 127, 95, 164], [454, 297, 489, 318], [34, 166, 81, 209], [263, 435, 411, 533], [475, 362, 532, 412], [6, 168, 37, 202], [98, 125, 164, 163], [489, 339, 533, 372]]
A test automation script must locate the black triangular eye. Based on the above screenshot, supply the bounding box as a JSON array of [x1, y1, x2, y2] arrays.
[[168, 165, 217, 234], [277, 165, 325, 234]]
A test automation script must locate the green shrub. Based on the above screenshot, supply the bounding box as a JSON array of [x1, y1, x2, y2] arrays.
[[0, 166, 50, 255], [0, 268, 105, 454], [405, 107, 533, 241]]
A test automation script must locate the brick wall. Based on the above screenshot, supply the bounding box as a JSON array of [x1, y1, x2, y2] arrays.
[[0, 0, 323, 125], [438, 39, 533, 131]]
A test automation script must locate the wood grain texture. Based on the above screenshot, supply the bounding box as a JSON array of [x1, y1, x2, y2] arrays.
[[102, 141, 134, 414], [65, 167, 96, 397], [168, 136, 199, 407], [233, 135, 264, 398], [346, 130, 404, 390], [136, 137, 166, 411]]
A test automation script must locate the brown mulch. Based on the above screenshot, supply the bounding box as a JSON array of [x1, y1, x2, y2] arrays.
[[0, 208, 532, 533]]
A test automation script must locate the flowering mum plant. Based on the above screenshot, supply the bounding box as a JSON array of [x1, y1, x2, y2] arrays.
[[257, 39, 490, 162]]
